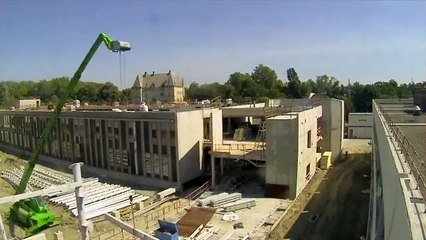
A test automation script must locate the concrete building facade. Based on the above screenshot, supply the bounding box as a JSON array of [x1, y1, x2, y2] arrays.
[[266, 106, 322, 199], [131, 71, 185, 104], [269, 97, 344, 162], [0, 99, 340, 201], [317, 98, 344, 162], [347, 113, 372, 139], [0, 110, 218, 190], [370, 99, 426, 240]]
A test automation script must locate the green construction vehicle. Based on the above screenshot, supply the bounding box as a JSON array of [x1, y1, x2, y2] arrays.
[[9, 33, 131, 235]]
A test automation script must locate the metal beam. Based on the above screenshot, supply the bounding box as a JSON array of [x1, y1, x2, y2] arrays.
[[105, 213, 159, 240], [0, 181, 82, 205]]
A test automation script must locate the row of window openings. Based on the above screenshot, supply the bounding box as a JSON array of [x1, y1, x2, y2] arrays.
[[98, 127, 176, 139]]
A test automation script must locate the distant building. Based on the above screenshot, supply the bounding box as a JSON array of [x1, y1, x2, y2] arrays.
[[347, 113, 372, 139], [15, 99, 41, 110], [131, 71, 185, 104]]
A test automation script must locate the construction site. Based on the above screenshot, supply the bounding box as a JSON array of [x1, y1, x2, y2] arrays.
[[0, 31, 364, 240]]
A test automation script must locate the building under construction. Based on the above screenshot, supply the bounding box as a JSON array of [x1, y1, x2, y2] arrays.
[[0, 97, 344, 200]]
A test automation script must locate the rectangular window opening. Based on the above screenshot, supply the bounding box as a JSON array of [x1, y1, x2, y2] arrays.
[[307, 130, 312, 148]]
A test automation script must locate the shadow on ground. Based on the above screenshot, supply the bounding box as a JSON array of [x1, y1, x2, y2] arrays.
[[270, 153, 371, 240]]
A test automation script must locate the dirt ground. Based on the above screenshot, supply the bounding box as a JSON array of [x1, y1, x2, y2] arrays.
[[270, 140, 371, 240], [177, 207, 216, 236]]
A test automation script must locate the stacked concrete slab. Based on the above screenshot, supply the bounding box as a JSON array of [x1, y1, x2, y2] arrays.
[[198, 192, 242, 208], [221, 199, 256, 212], [0, 165, 149, 220]]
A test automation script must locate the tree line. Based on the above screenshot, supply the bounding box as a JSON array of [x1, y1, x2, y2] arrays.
[[0, 65, 420, 112], [186, 64, 415, 112], [0, 77, 132, 107]]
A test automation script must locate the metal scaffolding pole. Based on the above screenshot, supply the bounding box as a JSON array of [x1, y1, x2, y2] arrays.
[[70, 162, 88, 240]]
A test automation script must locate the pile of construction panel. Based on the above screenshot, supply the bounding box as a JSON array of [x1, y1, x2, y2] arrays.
[[198, 192, 242, 207], [221, 199, 256, 212], [51, 181, 149, 219], [0, 165, 149, 220]]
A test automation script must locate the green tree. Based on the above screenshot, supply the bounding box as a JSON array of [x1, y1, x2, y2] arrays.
[[120, 88, 132, 102], [252, 64, 278, 89], [227, 72, 252, 95], [397, 83, 411, 98], [75, 83, 99, 102], [285, 68, 309, 98], [352, 84, 379, 112], [98, 82, 119, 103], [0, 82, 9, 106], [315, 75, 340, 97]]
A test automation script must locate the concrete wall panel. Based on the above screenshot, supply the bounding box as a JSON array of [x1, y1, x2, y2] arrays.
[[176, 110, 204, 184], [372, 103, 413, 240]]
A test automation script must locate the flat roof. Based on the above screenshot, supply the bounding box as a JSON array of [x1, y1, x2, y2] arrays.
[[376, 99, 426, 163], [375, 99, 426, 236]]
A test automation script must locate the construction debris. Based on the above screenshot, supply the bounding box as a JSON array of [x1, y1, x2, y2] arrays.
[[222, 213, 239, 222]]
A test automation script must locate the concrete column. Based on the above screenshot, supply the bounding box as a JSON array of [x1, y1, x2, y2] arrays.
[[83, 120, 89, 166], [87, 120, 93, 167], [124, 121, 130, 174], [69, 163, 88, 240], [113, 121, 117, 171], [104, 121, 110, 170], [167, 124, 172, 181], [158, 123, 163, 179], [211, 156, 215, 187], [140, 121, 147, 177], [99, 120, 104, 169], [220, 157, 224, 176], [118, 121, 123, 172], [148, 122, 154, 178], [93, 120, 99, 167], [133, 121, 139, 175], [57, 119, 64, 160], [70, 119, 76, 163]]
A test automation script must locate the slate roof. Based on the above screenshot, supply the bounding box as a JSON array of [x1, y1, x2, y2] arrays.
[[133, 71, 183, 88]]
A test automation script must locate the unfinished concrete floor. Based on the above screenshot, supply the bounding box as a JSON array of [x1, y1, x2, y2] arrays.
[[270, 139, 371, 240]]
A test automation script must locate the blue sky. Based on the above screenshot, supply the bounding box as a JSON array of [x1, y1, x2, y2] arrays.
[[1, 1, 426, 88]]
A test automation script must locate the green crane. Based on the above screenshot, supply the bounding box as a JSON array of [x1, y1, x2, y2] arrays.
[[10, 32, 131, 234]]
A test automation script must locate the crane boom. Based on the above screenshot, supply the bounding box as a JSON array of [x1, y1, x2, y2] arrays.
[[16, 32, 130, 194]]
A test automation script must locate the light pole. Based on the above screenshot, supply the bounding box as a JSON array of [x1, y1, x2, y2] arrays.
[[130, 195, 136, 234]]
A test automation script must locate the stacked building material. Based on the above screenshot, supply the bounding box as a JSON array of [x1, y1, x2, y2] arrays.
[[198, 193, 228, 207], [210, 193, 242, 207], [221, 199, 256, 212], [0, 165, 149, 220], [197, 192, 242, 208]]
